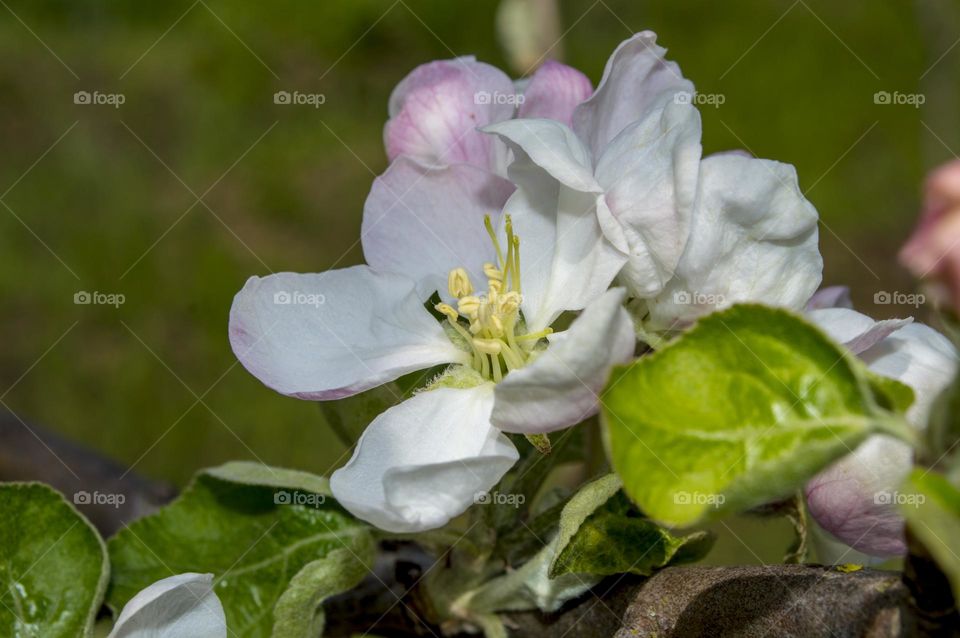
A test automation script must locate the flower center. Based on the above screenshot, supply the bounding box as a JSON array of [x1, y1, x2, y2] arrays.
[[435, 215, 552, 382]]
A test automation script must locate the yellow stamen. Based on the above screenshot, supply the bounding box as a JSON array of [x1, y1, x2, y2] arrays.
[[435, 303, 459, 322], [448, 267, 474, 298]]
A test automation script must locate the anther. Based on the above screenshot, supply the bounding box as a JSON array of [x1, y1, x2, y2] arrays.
[[448, 268, 474, 298], [435, 303, 459, 322], [472, 338, 502, 355]]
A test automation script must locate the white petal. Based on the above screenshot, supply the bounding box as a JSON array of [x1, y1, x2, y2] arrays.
[[808, 307, 911, 355], [492, 288, 635, 434], [485, 120, 625, 331], [385, 57, 516, 170], [805, 435, 912, 557], [361, 157, 514, 300], [646, 153, 822, 331], [573, 31, 694, 159], [330, 385, 519, 533], [108, 573, 226, 638], [860, 322, 958, 428], [229, 268, 466, 400], [483, 118, 599, 193], [594, 101, 702, 297]]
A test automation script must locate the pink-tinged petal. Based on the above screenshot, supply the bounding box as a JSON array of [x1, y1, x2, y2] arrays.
[[573, 31, 694, 159], [229, 267, 466, 401], [384, 57, 516, 170], [517, 60, 593, 127], [492, 288, 634, 434], [361, 157, 514, 301], [330, 385, 518, 533], [808, 307, 911, 356], [806, 286, 853, 311], [595, 101, 702, 298], [805, 436, 912, 557]]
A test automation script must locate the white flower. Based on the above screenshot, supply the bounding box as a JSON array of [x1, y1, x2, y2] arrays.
[[805, 305, 957, 557], [229, 162, 632, 533], [483, 31, 822, 333], [108, 573, 226, 638]]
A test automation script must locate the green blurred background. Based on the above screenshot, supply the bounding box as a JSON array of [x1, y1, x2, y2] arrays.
[[0, 0, 955, 563]]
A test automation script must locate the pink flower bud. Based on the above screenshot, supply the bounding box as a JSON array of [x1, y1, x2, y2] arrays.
[[900, 159, 960, 313]]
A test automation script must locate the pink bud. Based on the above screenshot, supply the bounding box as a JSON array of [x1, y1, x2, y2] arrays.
[[900, 160, 960, 313]]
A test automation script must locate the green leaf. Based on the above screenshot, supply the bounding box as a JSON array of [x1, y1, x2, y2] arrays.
[[108, 468, 372, 637], [549, 475, 713, 578], [271, 537, 375, 638], [205, 460, 331, 496], [866, 371, 915, 415], [602, 304, 906, 527], [902, 469, 960, 599], [0, 483, 108, 638]]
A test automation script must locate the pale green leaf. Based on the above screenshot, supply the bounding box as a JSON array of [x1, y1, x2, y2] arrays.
[[271, 535, 374, 638], [204, 461, 330, 496], [0, 483, 108, 638], [602, 304, 908, 527]]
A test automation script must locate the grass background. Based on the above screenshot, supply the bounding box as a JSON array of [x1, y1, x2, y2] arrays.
[[1, 0, 956, 563]]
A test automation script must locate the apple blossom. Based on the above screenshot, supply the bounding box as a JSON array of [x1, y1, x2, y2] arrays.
[[484, 31, 822, 334], [229, 160, 632, 532], [804, 305, 957, 557]]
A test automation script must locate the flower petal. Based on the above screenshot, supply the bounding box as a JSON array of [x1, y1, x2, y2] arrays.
[[229, 268, 466, 400], [808, 307, 911, 355], [806, 286, 853, 310], [860, 322, 958, 428], [484, 119, 624, 331], [646, 152, 822, 331], [573, 31, 694, 159], [484, 118, 598, 192], [330, 385, 519, 532], [384, 57, 516, 170], [492, 288, 635, 434], [517, 60, 593, 126], [805, 436, 912, 557], [108, 573, 226, 638], [361, 157, 514, 300], [594, 101, 702, 297]]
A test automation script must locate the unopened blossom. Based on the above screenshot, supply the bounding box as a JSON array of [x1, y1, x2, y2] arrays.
[[484, 31, 822, 334], [804, 303, 957, 557], [230, 163, 632, 532], [384, 55, 592, 174], [900, 159, 960, 315], [108, 573, 226, 638]]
